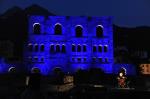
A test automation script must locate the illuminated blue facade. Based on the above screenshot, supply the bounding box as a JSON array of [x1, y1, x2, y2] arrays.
[[23, 16, 114, 75], [0, 16, 137, 75]]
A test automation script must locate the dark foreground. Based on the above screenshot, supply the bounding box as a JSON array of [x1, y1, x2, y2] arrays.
[[0, 84, 150, 99], [0, 74, 150, 99]]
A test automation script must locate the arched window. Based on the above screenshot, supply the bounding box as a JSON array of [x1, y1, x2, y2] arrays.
[[96, 25, 103, 37], [72, 57, 75, 62], [75, 25, 83, 37], [77, 45, 81, 52], [77, 57, 81, 62], [34, 56, 38, 61], [62, 44, 66, 53], [28, 43, 33, 51], [98, 45, 102, 52], [8, 67, 16, 73], [31, 67, 40, 73], [93, 45, 97, 52], [72, 44, 76, 52], [55, 23, 62, 35], [83, 57, 87, 62], [83, 45, 86, 52], [105, 58, 108, 63], [92, 57, 96, 62], [56, 45, 60, 52], [40, 44, 44, 52], [104, 45, 108, 52], [50, 44, 54, 53], [98, 57, 103, 63], [53, 67, 62, 74], [33, 23, 41, 34], [120, 67, 127, 76], [34, 44, 38, 52], [41, 57, 44, 62]]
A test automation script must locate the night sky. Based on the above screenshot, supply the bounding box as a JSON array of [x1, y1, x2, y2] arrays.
[[0, 0, 150, 27]]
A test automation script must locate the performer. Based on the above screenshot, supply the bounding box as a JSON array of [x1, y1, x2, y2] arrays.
[[117, 68, 127, 88]]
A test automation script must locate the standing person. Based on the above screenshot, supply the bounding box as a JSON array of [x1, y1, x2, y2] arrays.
[[21, 68, 44, 99], [27, 68, 41, 90]]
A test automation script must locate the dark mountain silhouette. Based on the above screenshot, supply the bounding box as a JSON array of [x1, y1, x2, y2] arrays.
[[0, 6, 23, 18], [0, 4, 55, 18], [24, 4, 55, 15]]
